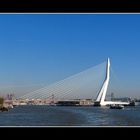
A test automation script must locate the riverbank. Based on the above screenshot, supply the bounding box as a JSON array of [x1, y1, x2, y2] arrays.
[[0, 104, 13, 112], [0, 106, 9, 112]]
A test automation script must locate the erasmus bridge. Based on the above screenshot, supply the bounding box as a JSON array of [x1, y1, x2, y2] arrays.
[[19, 58, 129, 106]]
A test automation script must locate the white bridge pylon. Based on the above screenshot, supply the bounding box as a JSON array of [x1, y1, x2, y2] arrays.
[[94, 58, 129, 106]]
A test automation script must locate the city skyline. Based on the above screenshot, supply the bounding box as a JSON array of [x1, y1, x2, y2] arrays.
[[0, 14, 140, 98]]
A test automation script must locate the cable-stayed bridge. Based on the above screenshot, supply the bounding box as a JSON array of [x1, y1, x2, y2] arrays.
[[19, 58, 129, 106]]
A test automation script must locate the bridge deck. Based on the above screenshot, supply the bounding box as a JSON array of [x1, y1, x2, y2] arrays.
[[103, 101, 129, 105]]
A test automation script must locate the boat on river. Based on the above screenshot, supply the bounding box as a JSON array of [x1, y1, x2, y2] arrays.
[[110, 104, 124, 109]]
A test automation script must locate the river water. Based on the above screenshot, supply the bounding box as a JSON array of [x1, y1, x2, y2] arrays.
[[0, 105, 140, 126]]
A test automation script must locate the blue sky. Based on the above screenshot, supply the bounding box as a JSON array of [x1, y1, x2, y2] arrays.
[[0, 14, 140, 97]]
